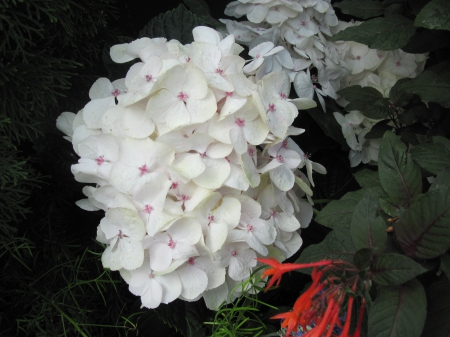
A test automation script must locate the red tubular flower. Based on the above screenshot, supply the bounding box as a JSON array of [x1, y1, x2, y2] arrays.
[[256, 257, 334, 291], [352, 299, 366, 337]]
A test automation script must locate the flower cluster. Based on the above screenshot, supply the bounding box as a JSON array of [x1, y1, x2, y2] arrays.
[[56, 26, 325, 310], [222, 0, 427, 166], [257, 258, 365, 337]]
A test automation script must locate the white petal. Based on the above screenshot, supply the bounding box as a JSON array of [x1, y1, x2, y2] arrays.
[[140, 279, 163, 309], [89, 78, 114, 99], [158, 271, 182, 304], [270, 165, 295, 191], [150, 243, 173, 271], [177, 264, 208, 299], [119, 238, 145, 270], [171, 153, 206, 180]]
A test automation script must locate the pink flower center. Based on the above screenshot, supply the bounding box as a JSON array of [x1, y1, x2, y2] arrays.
[[188, 257, 195, 265], [270, 209, 277, 218], [311, 74, 318, 82], [256, 53, 261, 58], [149, 273, 154, 279], [313, 85, 317, 89], [172, 182, 178, 189], [268, 103, 276, 112], [231, 250, 238, 257], [168, 239, 176, 248], [395, 61, 401, 67], [276, 154, 284, 163], [208, 215, 215, 224], [248, 148, 255, 156], [378, 54, 383, 59], [118, 230, 128, 239], [275, 6, 279, 11], [186, 57, 191, 63], [279, 93, 287, 99], [144, 204, 154, 214], [145, 74, 153, 82], [282, 140, 288, 148], [225, 156, 230, 163], [304, 153, 311, 159], [111, 89, 121, 97], [95, 156, 105, 165], [356, 55, 361, 61], [225, 91, 233, 97], [301, 21, 306, 26], [235, 118, 245, 127], [216, 68, 224, 74], [246, 224, 254, 232], [199, 151, 207, 158], [181, 194, 190, 201], [177, 92, 188, 101], [139, 164, 149, 176]]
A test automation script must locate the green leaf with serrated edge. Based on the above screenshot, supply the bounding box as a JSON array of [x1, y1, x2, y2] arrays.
[[399, 105, 428, 126], [306, 107, 349, 149], [315, 187, 386, 231], [430, 166, 450, 190], [402, 28, 450, 53], [138, 5, 205, 44], [353, 248, 374, 270], [338, 86, 391, 119], [295, 229, 357, 274], [334, 0, 385, 19], [414, 0, 450, 31], [410, 143, 450, 175], [421, 275, 450, 337], [370, 254, 427, 285], [440, 254, 450, 280], [433, 136, 450, 151], [363, 98, 392, 120], [365, 120, 392, 140], [395, 186, 450, 259], [329, 16, 416, 50], [368, 279, 426, 337], [351, 190, 387, 254], [354, 169, 380, 188], [389, 78, 415, 107], [379, 196, 401, 217], [338, 85, 383, 103], [395, 60, 450, 109], [378, 131, 422, 202]]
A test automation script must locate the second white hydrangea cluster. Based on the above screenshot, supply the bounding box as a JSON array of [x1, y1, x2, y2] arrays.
[[57, 26, 325, 310], [222, 0, 427, 167]]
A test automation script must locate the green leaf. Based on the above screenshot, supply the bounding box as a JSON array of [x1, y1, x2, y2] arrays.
[[138, 4, 205, 44], [440, 254, 450, 280], [395, 186, 450, 259], [354, 248, 374, 270], [433, 136, 450, 151], [329, 16, 416, 50], [414, 0, 450, 31], [378, 131, 422, 202], [351, 190, 387, 254], [398, 105, 428, 126], [338, 86, 391, 119], [379, 196, 402, 217], [368, 279, 426, 337], [389, 78, 415, 107], [430, 166, 450, 190], [371, 254, 427, 285], [402, 29, 450, 53], [395, 60, 450, 109], [306, 107, 349, 149], [334, 0, 385, 19], [399, 128, 419, 146], [421, 274, 450, 337], [354, 169, 380, 188], [183, 0, 222, 27], [315, 187, 385, 231], [296, 229, 357, 273], [365, 120, 393, 139], [338, 85, 383, 102], [410, 142, 450, 175]]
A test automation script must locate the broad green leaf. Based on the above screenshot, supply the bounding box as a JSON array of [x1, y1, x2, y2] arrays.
[[365, 120, 392, 139], [399, 128, 419, 146], [378, 196, 403, 217], [329, 16, 416, 50], [338, 86, 391, 119], [398, 104, 428, 126], [138, 5, 205, 44], [306, 107, 349, 149], [338, 86, 383, 102], [351, 190, 387, 253], [354, 169, 380, 188], [334, 0, 385, 19], [353, 248, 374, 270], [414, 0, 450, 31], [410, 142, 450, 175], [371, 254, 427, 285], [368, 279, 426, 337], [421, 275, 450, 337], [395, 186, 450, 259], [183, 0, 222, 27], [395, 60, 450, 109], [389, 78, 415, 107], [433, 136, 450, 151], [440, 254, 450, 280], [378, 131, 422, 202], [430, 166, 450, 190], [315, 187, 385, 231], [402, 28, 450, 53], [295, 229, 357, 273]]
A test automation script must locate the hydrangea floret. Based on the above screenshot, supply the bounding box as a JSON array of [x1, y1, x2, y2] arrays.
[[57, 26, 324, 310]]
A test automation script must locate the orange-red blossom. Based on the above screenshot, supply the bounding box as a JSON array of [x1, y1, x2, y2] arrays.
[[256, 258, 365, 337]]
